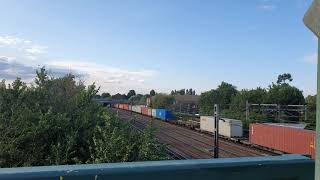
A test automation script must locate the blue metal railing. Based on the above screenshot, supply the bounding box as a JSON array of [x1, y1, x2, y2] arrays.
[[0, 155, 314, 180]]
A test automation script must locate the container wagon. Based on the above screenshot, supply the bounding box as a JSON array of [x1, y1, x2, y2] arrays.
[[200, 116, 243, 138], [141, 107, 149, 116], [249, 123, 316, 159], [155, 109, 174, 121], [123, 104, 129, 110], [220, 118, 243, 137], [132, 105, 142, 114], [152, 109, 157, 118], [147, 108, 152, 116]]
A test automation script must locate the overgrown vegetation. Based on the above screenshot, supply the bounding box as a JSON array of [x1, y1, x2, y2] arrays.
[[0, 67, 167, 168]]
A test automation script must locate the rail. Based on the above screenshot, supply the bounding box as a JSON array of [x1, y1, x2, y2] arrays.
[[0, 155, 314, 180]]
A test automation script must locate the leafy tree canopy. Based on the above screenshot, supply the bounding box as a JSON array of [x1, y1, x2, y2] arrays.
[[231, 87, 267, 109], [277, 73, 293, 84], [101, 92, 111, 98], [150, 94, 174, 109], [112, 93, 127, 100], [150, 89, 156, 96], [171, 88, 196, 95], [0, 67, 167, 168], [127, 90, 136, 99], [265, 83, 305, 105]]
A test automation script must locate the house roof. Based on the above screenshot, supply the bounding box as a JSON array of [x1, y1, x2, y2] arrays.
[[174, 95, 200, 104]]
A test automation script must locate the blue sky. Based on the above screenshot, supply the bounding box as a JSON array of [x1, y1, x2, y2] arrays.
[[0, 0, 317, 95]]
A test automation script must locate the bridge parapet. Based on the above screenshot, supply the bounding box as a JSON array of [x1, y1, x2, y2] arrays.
[[0, 155, 314, 180]]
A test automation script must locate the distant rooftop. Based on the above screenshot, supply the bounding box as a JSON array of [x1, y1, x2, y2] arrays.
[[174, 95, 200, 104]]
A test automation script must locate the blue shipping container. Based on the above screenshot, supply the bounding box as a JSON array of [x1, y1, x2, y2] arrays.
[[155, 109, 174, 121]]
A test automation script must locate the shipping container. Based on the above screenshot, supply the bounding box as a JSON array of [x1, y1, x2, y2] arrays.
[[200, 116, 243, 138], [132, 105, 142, 114], [123, 104, 129, 110], [119, 104, 124, 109], [141, 107, 149, 116], [200, 116, 215, 133], [152, 109, 157, 118], [147, 108, 152, 116], [155, 109, 174, 121], [249, 123, 316, 159], [219, 118, 243, 137]]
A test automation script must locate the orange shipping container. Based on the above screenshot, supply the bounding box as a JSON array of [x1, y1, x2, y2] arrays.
[[141, 107, 149, 116], [249, 123, 316, 159], [123, 104, 129, 110]]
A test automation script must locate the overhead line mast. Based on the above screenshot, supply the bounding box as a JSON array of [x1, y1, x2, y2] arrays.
[[304, 0, 320, 179]]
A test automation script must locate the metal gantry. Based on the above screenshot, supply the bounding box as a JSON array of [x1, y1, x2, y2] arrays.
[[246, 103, 308, 123]]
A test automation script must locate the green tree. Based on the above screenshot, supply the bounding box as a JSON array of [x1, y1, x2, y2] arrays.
[[128, 94, 143, 104], [231, 87, 267, 109], [178, 89, 185, 95], [90, 114, 167, 163], [306, 95, 316, 111], [199, 90, 220, 115], [216, 82, 237, 106], [0, 67, 167, 168], [265, 83, 305, 105], [127, 90, 136, 99], [150, 89, 156, 96], [277, 73, 293, 84], [151, 94, 174, 109], [199, 82, 237, 115], [101, 92, 111, 98], [306, 95, 316, 129], [112, 93, 127, 101]]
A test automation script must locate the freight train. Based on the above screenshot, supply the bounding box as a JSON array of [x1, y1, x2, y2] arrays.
[[114, 104, 174, 121], [113, 103, 316, 159]]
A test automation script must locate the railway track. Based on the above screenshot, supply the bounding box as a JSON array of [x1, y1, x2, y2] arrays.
[[131, 121, 189, 159], [111, 108, 277, 159]]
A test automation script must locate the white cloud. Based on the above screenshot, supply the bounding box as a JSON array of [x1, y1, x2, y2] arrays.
[[0, 35, 47, 61], [46, 60, 157, 94], [303, 53, 317, 64], [26, 45, 47, 55], [258, 4, 277, 11], [0, 35, 23, 46], [0, 35, 157, 94]]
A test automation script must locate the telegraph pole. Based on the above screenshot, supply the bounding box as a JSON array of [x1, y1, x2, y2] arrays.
[[213, 104, 220, 158], [304, 1, 320, 179]]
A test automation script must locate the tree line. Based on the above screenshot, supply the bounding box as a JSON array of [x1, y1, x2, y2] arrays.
[[118, 73, 315, 130], [199, 74, 314, 129], [171, 88, 196, 95], [100, 73, 315, 130]]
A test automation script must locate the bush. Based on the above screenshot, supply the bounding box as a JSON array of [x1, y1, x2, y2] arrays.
[[0, 67, 167, 167]]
